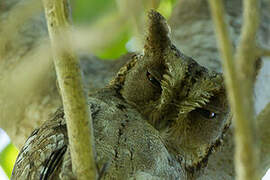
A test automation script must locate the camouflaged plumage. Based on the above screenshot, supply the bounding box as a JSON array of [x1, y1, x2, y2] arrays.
[[11, 10, 230, 180]]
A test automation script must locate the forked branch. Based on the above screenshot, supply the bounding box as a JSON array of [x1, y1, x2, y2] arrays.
[[208, 0, 260, 180]]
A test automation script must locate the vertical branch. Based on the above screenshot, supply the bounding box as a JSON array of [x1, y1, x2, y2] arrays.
[[257, 103, 270, 177], [207, 0, 236, 101], [257, 48, 270, 57], [233, 1, 260, 179], [208, 0, 259, 180], [42, 0, 96, 179]]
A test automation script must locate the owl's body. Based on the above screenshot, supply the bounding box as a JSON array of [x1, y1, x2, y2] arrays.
[[12, 11, 230, 179], [12, 88, 185, 179]]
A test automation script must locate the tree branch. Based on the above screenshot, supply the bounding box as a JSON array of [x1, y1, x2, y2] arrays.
[[207, 0, 236, 88], [257, 102, 270, 177], [208, 0, 260, 180], [234, 1, 260, 179], [257, 48, 270, 58], [42, 0, 96, 179]]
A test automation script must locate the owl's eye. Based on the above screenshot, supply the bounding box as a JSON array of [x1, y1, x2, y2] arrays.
[[146, 71, 161, 88], [196, 108, 216, 119]]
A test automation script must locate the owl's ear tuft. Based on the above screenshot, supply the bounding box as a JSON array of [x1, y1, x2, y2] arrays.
[[144, 10, 171, 54]]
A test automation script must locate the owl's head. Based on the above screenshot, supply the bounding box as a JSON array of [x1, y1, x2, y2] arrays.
[[111, 10, 230, 170]]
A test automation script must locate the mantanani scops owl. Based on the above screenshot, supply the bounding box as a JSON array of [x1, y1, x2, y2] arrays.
[[11, 10, 230, 179]]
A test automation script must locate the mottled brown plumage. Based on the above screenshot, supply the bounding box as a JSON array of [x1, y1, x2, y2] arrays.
[[11, 10, 230, 179]]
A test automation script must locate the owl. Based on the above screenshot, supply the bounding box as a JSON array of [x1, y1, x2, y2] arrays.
[[11, 10, 230, 179]]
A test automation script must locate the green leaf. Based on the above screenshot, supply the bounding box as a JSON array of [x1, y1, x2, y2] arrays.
[[0, 144, 18, 178]]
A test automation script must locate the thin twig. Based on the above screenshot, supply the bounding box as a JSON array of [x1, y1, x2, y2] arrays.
[[207, 0, 236, 95], [208, 0, 260, 180], [256, 48, 270, 57], [42, 0, 96, 179], [257, 103, 270, 178]]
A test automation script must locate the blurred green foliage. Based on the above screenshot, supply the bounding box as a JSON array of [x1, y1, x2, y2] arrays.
[[71, 0, 176, 59], [72, 0, 117, 23], [0, 144, 18, 178], [72, 0, 129, 59], [96, 28, 131, 59], [158, 0, 177, 18]]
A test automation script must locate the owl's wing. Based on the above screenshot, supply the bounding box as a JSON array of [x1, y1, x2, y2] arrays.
[[11, 109, 68, 180]]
